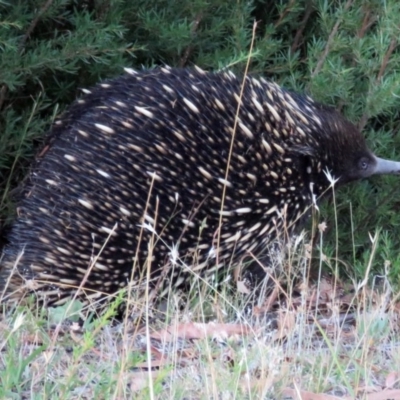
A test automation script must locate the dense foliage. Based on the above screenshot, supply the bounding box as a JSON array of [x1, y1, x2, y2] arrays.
[[1, 0, 400, 284]]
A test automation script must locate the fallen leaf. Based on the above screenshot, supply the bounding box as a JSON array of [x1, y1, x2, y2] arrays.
[[237, 279, 251, 294], [282, 387, 344, 399], [364, 389, 400, 400], [129, 370, 162, 392], [150, 322, 251, 341], [385, 371, 399, 389]]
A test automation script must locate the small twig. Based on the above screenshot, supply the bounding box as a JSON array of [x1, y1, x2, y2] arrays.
[[274, 0, 297, 28], [336, 6, 375, 115], [3, 0, 54, 112], [20, 0, 54, 50], [357, 8, 376, 38], [377, 37, 397, 82], [358, 36, 397, 131], [0, 85, 7, 111], [291, 1, 314, 54], [311, 0, 353, 78], [216, 21, 257, 264], [179, 13, 202, 68]]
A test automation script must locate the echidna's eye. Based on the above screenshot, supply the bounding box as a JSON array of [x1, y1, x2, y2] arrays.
[[358, 157, 369, 170]]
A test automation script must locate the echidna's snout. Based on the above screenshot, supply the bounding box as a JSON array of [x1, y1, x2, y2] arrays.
[[372, 156, 400, 176]]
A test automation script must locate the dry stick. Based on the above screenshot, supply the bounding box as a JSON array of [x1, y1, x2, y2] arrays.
[[145, 196, 159, 400], [358, 232, 379, 294], [126, 174, 157, 313], [348, 232, 379, 374], [311, 0, 354, 78], [115, 174, 158, 399], [216, 21, 257, 264]]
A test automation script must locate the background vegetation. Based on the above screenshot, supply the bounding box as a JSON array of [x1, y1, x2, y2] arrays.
[[2, 2, 400, 399], [1, 0, 400, 284]]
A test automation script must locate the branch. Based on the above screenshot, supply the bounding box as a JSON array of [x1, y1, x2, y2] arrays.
[[291, 1, 314, 54], [358, 37, 397, 131], [179, 13, 202, 68], [311, 0, 353, 78], [20, 0, 54, 50]]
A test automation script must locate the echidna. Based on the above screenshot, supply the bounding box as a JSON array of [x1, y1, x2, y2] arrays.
[[1, 66, 400, 306]]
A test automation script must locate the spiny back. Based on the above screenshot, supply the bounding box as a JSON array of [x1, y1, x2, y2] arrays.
[[0, 67, 376, 305]]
